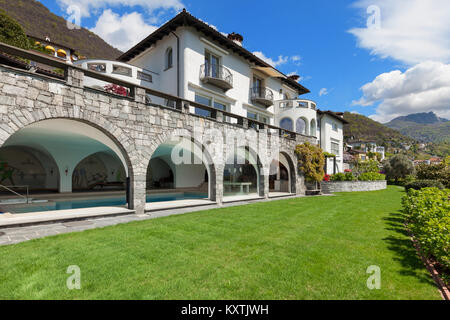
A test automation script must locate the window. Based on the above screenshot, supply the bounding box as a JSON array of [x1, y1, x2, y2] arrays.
[[214, 101, 226, 111], [298, 101, 308, 108], [253, 76, 263, 96], [112, 65, 132, 77], [195, 94, 212, 117], [87, 63, 106, 73], [247, 112, 257, 120], [165, 47, 173, 70], [137, 71, 152, 83], [205, 51, 220, 78], [332, 122, 338, 132], [194, 94, 229, 119], [331, 141, 340, 155], [296, 118, 306, 135], [310, 119, 316, 136], [280, 118, 293, 132]]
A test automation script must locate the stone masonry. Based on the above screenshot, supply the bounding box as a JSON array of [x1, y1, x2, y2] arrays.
[[0, 65, 315, 214]]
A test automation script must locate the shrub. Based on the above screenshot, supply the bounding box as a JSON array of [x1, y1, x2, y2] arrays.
[[351, 159, 380, 176], [0, 10, 30, 50], [323, 174, 331, 182], [404, 180, 445, 191], [358, 172, 386, 181], [383, 155, 415, 183], [331, 173, 346, 181], [295, 143, 325, 183], [416, 163, 450, 188], [402, 188, 450, 275]]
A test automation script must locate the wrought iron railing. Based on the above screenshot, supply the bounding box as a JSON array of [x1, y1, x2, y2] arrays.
[[251, 86, 274, 102], [200, 63, 233, 87]]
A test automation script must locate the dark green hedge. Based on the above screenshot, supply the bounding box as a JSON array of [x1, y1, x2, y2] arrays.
[[404, 179, 445, 191]]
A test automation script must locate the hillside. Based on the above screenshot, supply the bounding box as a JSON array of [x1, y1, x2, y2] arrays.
[[343, 112, 415, 147], [0, 0, 122, 59], [385, 112, 450, 143]]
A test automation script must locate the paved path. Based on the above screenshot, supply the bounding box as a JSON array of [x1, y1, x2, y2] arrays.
[[0, 194, 320, 246]]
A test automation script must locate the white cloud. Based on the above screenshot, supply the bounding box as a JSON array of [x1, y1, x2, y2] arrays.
[[253, 51, 289, 67], [349, 0, 450, 65], [57, 0, 184, 18], [353, 61, 450, 122], [90, 10, 158, 51], [319, 88, 329, 96], [291, 55, 302, 66]]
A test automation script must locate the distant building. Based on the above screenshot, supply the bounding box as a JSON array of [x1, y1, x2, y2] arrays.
[[348, 141, 384, 161], [28, 35, 79, 63]]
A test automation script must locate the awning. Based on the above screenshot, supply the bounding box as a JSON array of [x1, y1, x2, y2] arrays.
[[252, 66, 286, 78], [57, 49, 67, 57], [45, 45, 55, 53]]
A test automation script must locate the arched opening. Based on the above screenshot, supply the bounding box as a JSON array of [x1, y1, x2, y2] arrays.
[[280, 117, 293, 132], [0, 119, 132, 214], [296, 117, 309, 135], [0, 146, 60, 194], [72, 152, 126, 192], [310, 119, 316, 137], [223, 147, 261, 197], [269, 152, 296, 196], [146, 136, 214, 203]]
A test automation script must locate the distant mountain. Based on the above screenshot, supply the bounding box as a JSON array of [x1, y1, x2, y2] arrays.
[[385, 112, 450, 143], [343, 112, 415, 148], [0, 0, 122, 59]]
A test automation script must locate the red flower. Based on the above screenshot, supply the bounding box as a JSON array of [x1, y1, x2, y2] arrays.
[[323, 174, 331, 182]]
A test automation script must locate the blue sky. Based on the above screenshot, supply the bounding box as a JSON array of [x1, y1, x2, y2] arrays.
[[39, 0, 450, 122]]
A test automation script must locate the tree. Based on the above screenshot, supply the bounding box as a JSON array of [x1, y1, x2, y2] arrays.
[[0, 10, 30, 50], [383, 154, 415, 182], [295, 142, 325, 183]]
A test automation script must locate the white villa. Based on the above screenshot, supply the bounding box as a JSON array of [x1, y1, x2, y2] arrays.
[[0, 10, 346, 219], [75, 10, 346, 175]]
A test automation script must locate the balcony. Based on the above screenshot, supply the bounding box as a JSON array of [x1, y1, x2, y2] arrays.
[[200, 64, 233, 91], [251, 87, 274, 107]]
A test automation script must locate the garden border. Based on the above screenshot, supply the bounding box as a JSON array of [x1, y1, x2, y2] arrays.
[[320, 180, 387, 193]]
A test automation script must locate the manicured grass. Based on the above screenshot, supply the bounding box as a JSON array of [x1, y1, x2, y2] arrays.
[[0, 186, 441, 300]]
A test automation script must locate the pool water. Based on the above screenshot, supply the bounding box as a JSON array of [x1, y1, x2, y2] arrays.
[[5, 192, 208, 214]]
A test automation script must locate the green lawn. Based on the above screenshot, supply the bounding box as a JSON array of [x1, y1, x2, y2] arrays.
[[0, 186, 441, 300]]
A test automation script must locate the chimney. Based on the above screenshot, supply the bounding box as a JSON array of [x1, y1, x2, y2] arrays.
[[288, 74, 300, 81], [227, 32, 244, 46]]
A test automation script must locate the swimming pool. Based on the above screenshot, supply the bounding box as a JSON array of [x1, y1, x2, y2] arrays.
[[3, 192, 208, 214]]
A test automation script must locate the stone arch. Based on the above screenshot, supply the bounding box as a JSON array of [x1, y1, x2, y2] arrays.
[[0, 113, 139, 209], [146, 128, 218, 201], [278, 150, 297, 194]]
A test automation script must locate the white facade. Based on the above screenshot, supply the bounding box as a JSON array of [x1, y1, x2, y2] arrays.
[[75, 11, 346, 174]]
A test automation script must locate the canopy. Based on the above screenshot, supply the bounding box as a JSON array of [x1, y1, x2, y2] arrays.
[[251, 66, 286, 78], [57, 49, 67, 57], [45, 45, 55, 53]]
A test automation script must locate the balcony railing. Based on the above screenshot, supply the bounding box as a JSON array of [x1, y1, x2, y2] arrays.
[[200, 63, 233, 91], [251, 87, 274, 107]]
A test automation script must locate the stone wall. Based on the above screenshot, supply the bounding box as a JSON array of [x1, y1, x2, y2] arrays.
[[321, 181, 387, 194], [0, 65, 315, 214]]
